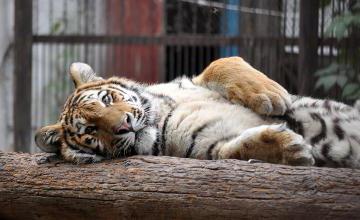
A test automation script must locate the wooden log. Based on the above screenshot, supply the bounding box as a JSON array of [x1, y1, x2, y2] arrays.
[[0, 152, 359, 220]]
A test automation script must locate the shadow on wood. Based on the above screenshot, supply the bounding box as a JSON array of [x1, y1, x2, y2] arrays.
[[0, 152, 359, 219]]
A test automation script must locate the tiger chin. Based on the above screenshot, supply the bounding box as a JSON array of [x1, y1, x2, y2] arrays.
[[35, 57, 360, 168]]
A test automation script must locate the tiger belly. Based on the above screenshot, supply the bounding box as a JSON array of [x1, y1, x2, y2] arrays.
[[162, 100, 273, 159]]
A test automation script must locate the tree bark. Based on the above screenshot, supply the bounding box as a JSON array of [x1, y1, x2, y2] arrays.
[[0, 152, 359, 220]]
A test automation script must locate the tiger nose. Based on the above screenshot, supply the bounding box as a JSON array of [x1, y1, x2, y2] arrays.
[[121, 120, 133, 132], [125, 113, 133, 127], [113, 113, 134, 134]]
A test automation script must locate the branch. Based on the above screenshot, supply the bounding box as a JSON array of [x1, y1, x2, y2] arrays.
[[0, 152, 359, 219]]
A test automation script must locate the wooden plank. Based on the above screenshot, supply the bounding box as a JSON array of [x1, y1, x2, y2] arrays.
[[14, 0, 32, 152], [298, 0, 319, 95], [0, 152, 360, 219]]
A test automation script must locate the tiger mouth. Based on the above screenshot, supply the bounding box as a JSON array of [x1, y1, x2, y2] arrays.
[[114, 127, 134, 135], [113, 125, 146, 136]]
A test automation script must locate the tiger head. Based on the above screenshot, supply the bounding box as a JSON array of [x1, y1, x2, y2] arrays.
[[35, 63, 153, 163]]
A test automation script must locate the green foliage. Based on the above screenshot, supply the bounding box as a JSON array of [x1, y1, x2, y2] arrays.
[[50, 20, 65, 35], [315, 3, 360, 101], [315, 62, 360, 100], [326, 12, 360, 39]]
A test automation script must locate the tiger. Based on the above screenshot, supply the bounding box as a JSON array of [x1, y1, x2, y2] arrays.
[[35, 57, 360, 168]]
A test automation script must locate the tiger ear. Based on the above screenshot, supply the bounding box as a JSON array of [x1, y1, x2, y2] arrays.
[[34, 123, 63, 153], [69, 62, 103, 88]]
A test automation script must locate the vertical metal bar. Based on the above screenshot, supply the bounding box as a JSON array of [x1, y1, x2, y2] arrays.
[[94, 43, 99, 72], [41, 44, 46, 127], [199, 45, 204, 72], [95, 43, 100, 74], [61, 44, 66, 107], [222, 0, 228, 58], [298, 0, 319, 96], [291, 0, 297, 54], [36, 44, 41, 143], [169, 46, 175, 81], [53, 43, 59, 120], [176, 1, 182, 78], [118, 0, 124, 77], [191, 1, 198, 75], [63, 0, 68, 34], [77, 0, 81, 34], [184, 45, 189, 76], [33, 0, 38, 34], [330, 0, 335, 62], [282, 0, 287, 36], [250, 39, 255, 65], [69, 44, 75, 93], [158, 0, 167, 82], [14, 0, 33, 152], [259, 39, 264, 71], [320, 2, 325, 67], [91, 0, 95, 36], [205, 0, 213, 65], [279, 0, 287, 85], [45, 44, 50, 125], [36, 44, 42, 152], [84, 0, 89, 62], [48, 1, 54, 124], [61, 0, 68, 110], [111, 42, 115, 76], [49, 0, 53, 33], [31, 44, 36, 152]]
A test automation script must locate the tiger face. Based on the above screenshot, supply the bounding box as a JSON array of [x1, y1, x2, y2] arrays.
[[35, 63, 152, 163]]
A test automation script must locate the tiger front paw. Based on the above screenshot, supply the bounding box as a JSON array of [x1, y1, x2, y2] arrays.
[[193, 56, 291, 116], [61, 147, 105, 164], [219, 124, 315, 166]]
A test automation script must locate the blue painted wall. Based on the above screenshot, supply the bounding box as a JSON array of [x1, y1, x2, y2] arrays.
[[220, 0, 240, 57]]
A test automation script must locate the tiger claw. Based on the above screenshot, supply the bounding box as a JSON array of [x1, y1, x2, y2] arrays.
[[248, 159, 264, 164]]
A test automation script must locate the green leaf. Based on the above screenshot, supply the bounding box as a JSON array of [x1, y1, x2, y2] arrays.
[[336, 75, 348, 88], [51, 21, 63, 34], [342, 14, 354, 25], [352, 14, 360, 25], [315, 75, 338, 91], [334, 21, 348, 39], [314, 63, 339, 76], [342, 83, 360, 97], [347, 89, 360, 100], [325, 13, 360, 39], [347, 68, 356, 78]]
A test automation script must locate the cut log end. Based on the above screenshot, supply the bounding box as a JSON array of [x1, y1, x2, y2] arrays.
[[0, 152, 359, 219]]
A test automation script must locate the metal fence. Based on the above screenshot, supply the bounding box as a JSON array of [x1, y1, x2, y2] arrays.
[[10, 0, 358, 152]]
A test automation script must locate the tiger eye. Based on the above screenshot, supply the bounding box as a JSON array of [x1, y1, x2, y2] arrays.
[[85, 126, 97, 134], [85, 138, 92, 145], [102, 94, 112, 106]]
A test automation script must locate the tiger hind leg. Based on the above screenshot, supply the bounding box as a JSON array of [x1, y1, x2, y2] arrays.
[[215, 124, 315, 166]]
